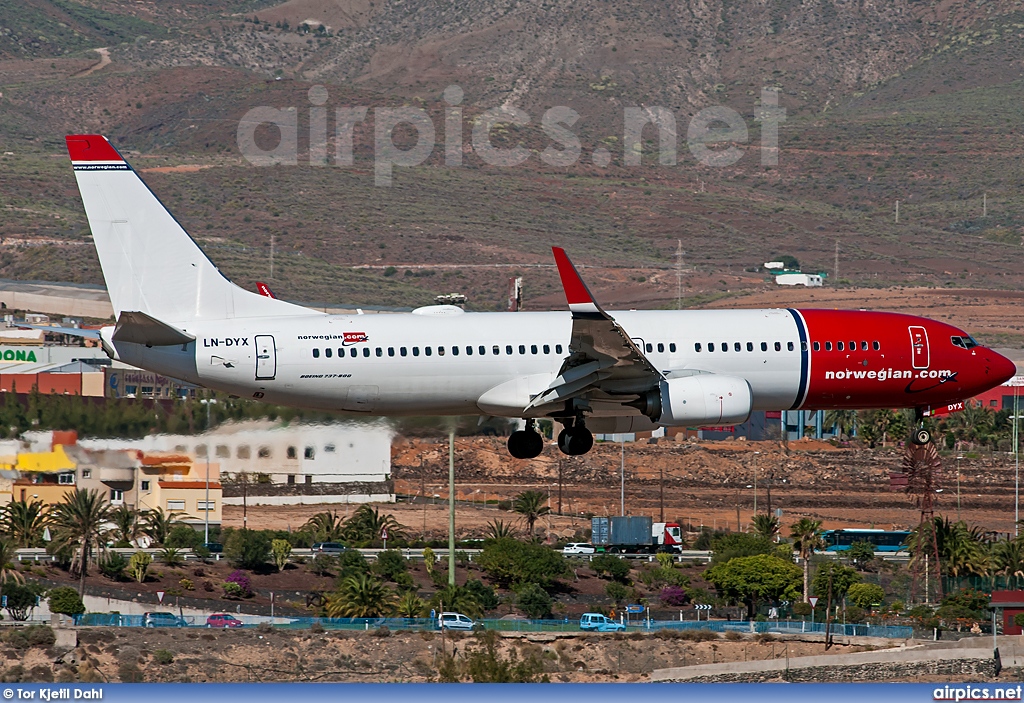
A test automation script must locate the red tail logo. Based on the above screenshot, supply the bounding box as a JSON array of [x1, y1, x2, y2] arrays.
[[255, 282, 277, 298]]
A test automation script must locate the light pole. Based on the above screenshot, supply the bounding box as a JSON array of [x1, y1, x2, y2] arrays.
[[620, 436, 625, 517], [200, 398, 217, 544], [956, 454, 963, 523], [1012, 394, 1021, 536], [752, 451, 760, 515]]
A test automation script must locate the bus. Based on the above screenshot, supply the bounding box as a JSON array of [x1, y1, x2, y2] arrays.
[[820, 529, 910, 552]]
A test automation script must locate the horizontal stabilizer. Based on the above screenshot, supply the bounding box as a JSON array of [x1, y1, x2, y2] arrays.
[[111, 311, 195, 347], [14, 323, 101, 340]]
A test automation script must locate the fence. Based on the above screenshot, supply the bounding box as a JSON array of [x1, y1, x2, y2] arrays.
[[70, 615, 913, 638]]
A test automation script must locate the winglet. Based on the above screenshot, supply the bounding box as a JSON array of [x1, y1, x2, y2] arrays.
[[552, 247, 602, 314], [255, 282, 277, 299]]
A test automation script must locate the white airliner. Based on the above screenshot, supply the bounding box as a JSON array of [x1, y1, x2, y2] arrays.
[[61, 135, 1014, 459]]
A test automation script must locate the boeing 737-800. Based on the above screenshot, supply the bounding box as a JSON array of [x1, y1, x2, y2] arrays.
[[62, 135, 1015, 459]]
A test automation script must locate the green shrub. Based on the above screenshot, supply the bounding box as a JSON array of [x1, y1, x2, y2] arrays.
[[153, 649, 174, 665], [225, 530, 271, 570], [158, 547, 185, 567], [847, 583, 885, 610], [373, 550, 407, 581], [590, 554, 631, 583], [166, 525, 203, 549], [516, 583, 552, 619], [48, 587, 85, 616], [605, 582, 629, 604], [465, 579, 500, 611], [222, 582, 245, 599], [99, 552, 128, 580], [310, 554, 336, 576], [271, 539, 292, 571], [128, 551, 152, 583]]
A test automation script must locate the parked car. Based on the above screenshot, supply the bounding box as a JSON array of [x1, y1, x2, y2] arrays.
[[437, 612, 476, 631], [201, 542, 224, 554], [206, 613, 244, 628], [311, 542, 347, 555], [144, 611, 187, 628], [562, 542, 596, 555], [579, 613, 625, 632]]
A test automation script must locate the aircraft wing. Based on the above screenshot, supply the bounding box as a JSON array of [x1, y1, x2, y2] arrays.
[[14, 323, 101, 340], [525, 248, 662, 412]]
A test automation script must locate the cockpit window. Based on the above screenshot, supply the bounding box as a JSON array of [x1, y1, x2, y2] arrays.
[[951, 336, 979, 349]]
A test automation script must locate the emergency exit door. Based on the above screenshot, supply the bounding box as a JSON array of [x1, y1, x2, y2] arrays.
[[908, 326, 929, 370], [255, 335, 276, 380]]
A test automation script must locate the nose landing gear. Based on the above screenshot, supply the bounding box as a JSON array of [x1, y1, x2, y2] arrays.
[[911, 408, 931, 445], [507, 419, 544, 459]]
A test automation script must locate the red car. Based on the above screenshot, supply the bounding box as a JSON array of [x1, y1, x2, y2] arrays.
[[206, 613, 244, 628]]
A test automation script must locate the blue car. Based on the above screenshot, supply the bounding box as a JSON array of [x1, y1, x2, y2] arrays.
[[579, 613, 625, 632]]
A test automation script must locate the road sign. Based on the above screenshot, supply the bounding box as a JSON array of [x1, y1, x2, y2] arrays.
[[625, 604, 644, 614], [694, 604, 712, 610], [381, 527, 388, 541], [157, 591, 165, 604], [809, 597, 818, 608]]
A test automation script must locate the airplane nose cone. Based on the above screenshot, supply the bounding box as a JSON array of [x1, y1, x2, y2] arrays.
[[988, 349, 1017, 385]]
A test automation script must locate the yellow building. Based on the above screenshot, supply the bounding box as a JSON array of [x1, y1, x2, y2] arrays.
[[11, 444, 78, 505], [135, 452, 222, 527]]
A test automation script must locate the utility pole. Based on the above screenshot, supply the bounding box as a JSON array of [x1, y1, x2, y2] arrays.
[[674, 240, 685, 310], [834, 240, 839, 282], [420, 458, 427, 537], [956, 454, 962, 523], [241, 470, 248, 530], [620, 437, 625, 516], [895, 200, 899, 224], [753, 451, 759, 515], [200, 397, 217, 544], [448, 427, 455, 586], [557, 459, 563, 516], [270, 232, 275, 279], [659, 465, 664, 523], [984, 192, 988, 218]]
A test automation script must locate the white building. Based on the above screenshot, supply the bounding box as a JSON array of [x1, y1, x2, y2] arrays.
[[29, 420, 393, 486], [775, 273, 823, 287]]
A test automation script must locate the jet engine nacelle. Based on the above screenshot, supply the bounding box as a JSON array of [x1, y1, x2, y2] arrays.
[[631, 375, 753, 427]]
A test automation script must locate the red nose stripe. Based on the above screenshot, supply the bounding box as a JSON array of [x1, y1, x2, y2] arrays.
[[65, 135, 123, 162]]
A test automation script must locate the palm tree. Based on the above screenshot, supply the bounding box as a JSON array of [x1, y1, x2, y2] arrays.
[[485, 519, 515, 540], [2, 498, 48, 547], [341, 505, 406, 546], [109, 504, 144, 547], [394, 591, 426, 618], [751, 513, 780, 541], [790, 518, 823, 602], [513, 490, 550, 536], [824, 409, 858, 439], [325, 574, 395, 618], [993, 539, 1024, 587], [303, 510, 346, 542], [48, 489, 110, 597], [0, 537, 24, 613], [142, 507, 180, 545], [431, 584, 482, 618]]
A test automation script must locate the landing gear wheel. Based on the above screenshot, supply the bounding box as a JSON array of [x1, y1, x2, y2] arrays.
[[507, 429, 544, 459], [557, 425, 594, 456], [912, 428, 931, 446]]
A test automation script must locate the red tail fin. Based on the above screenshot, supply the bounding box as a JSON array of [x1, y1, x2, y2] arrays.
[[255, 282, 277, 299]]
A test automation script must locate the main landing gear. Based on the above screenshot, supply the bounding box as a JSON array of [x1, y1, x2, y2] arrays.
[[507, 419, 544, 460], [557, 418, 593, 456]]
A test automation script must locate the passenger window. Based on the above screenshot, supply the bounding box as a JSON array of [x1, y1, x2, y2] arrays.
[[801, 341, 807, 351], [761, 342, 767, 352], [424, 347, 431, 356], [388, 347, 395, 357], [349, 348, 356, 358], [556, 344, 563, 354], [849, 341, 856, 351], [466, 346, 473, 355], [721, 342, 728, 352], [312, 348, 320, 358], [788, 341, 794, 351], [838, 342, 844, 351], [774, 342, 781, 352], [873, 341, 880, 350], [531, 344, 538, 354], [734, 342, 741, 352], [746, 342, 753, 352], [439, 346, 446, 356], [492, 345, 500, 355], [813, 341, 820, 351], [519, 345, 526, 355], [400, 347, 408, 357], [861, 341, 868, 351], [708, 343, 715, 352], [376, 347, 383, 357], [657, 343, 664, 353], [669, 343, 676, 352], [695, 343, 702, 352], [480, 346, 486, 355], [825, 342, 832, 351], [325, 348, 332, 358], [646, 343, 653, 353], [506, 345, 513, 355], [543, 344, 550, 354], [363, 348, 370, 357]]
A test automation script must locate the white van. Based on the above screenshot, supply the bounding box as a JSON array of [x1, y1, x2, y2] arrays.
[[437, 612, 475, 631]]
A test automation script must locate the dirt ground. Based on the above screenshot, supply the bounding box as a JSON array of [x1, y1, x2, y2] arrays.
[[225, 437, 1023, 539], [0, 627, 982, 684]]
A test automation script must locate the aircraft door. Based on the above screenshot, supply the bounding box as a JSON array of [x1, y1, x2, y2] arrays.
[[255, 335, 277, 380], [908, 326, 929, 369]]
